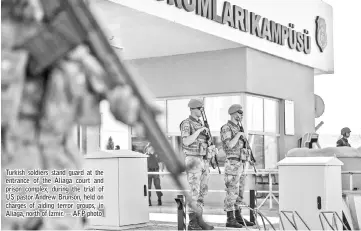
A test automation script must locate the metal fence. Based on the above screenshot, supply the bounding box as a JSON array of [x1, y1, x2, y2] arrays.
[[147, 169, 279, 209], [148, 169, 361, 210]]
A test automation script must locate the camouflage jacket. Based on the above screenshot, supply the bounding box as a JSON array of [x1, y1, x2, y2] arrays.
[[180, 116, 208, 156], [220, 120, 247, 160], [337, 137, 351, 147]]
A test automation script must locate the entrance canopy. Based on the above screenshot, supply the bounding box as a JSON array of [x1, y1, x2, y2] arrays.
[[93, 0, 334, 75]]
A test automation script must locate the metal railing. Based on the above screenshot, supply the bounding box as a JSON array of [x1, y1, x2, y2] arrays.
[[319, 211, 351, 231], [279, 211, 311, 231], [148, 169, 279, 210], [342, 171, 361, 191]]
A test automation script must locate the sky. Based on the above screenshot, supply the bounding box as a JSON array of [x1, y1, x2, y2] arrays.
[[315, 0, 361, 136]]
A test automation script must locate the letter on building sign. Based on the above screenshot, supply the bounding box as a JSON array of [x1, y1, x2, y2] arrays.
[[222, 1, 234, 27], [296, 32, 304, 52], [281, 25, 289, 46], [167, 0, 183, 8], [233, 5, 246, 32], [303, 30, 311, 54], [250, 12, 262, 37], [154, 0, 313, 54], [270, 21, 282, 45], [212, 0, 223, 23], [182, 0, 196, 12], [288, 24, 297, 50], [261, 18, 271, 40], [196, 0, 212, 19]]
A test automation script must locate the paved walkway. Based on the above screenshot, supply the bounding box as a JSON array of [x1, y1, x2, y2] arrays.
[[126, 201, 279, 230], [87, 201, 280, 230]]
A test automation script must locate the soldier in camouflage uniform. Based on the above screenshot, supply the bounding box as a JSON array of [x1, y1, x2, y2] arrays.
[[220, 104, 254, 228], [337, 127, 352, 147], [1, 1, 140, 229], [180, 99, 215, 230]]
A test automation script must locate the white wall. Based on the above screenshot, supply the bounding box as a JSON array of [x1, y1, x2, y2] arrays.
[[109, 0, 334, 73], [128, 48, 248, 98], [246, 48, 315, 159]]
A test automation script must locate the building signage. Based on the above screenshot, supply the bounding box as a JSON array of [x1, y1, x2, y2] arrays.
[[156, 0, 315, 54]]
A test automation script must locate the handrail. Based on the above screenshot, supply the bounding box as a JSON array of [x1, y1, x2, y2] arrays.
[[341, 171, 361, 191], [148, 169, 280, 209], [319, 211, 351, 231]]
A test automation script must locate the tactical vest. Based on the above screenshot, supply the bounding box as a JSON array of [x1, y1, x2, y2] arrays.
[[337, 138, 351, 147], [180, 118, 208, 156], [221, 122, 244, 159]]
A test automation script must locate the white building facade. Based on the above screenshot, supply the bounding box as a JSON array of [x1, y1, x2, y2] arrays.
[[76, 0, 334, 171]]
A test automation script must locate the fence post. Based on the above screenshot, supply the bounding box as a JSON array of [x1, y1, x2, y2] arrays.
[[250, 189, 256, 223], [175, 194, 186, 231]]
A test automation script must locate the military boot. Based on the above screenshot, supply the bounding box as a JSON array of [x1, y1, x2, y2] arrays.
[[226, 211, 243, 228], [197, 211, 214, 230], [157, 198, 162, 206], [188, 213, 202, 230], [148, 198, 152, 206], [235, 209, 254, 226]]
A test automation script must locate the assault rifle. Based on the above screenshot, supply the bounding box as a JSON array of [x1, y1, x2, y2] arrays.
[[200, 108, 221, 174], [239, 123, 257, 173], [18, 0, 188, 199]]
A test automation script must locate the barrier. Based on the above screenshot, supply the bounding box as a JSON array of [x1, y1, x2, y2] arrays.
[[279, 211, 311, 230], [319, 211, 351, 231], [342, 171, 361, 191], [162, 172, 359, 230], [149, 170, 359, 212], [240, 206, 277, 231], [173, 193, 277, 231], [174, 195, 186, 231], [148, 169, 279, 210]]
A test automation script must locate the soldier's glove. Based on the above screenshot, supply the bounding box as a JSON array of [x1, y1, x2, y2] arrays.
[[207, 145, 217, 159]]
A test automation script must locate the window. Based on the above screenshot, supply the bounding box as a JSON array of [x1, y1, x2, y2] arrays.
[[248, 134, 264, 169], [204, 95, 242, 132], [264, 136, 278, 169], [100, 101, 129, 150], [284, 100, 295, 135], [246, 95, 280, 169], [155, 100, 167, 133], [247, 96, 264, 131], [202, 95, 242, 170], [130, 100, 167, 154], [264, 99, 278, 133], [76, 124, 100, 155], [167, 98, 192, 135], [131, 100, 166, 137], [72, 125, 79, 149], [126, 94, 280, 170]]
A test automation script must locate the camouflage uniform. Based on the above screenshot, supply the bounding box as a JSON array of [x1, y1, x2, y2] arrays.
[[180, 116, 210, 213], [337, 137, 351, 147], [1, 1, 139, 229], [337, 127, 352, 147], [220, 104, 255, 228], [220, 121, 248, 212]]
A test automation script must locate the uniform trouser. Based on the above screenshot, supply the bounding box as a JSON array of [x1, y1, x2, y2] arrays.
[[148, 171, 163, 199], [185, 155, 210, 213], [224, 159, 246, 212]]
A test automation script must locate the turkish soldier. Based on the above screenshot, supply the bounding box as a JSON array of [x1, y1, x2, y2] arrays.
[[144, 143, 164, 206], [180, 99, 215, 230], [1, 1, 140, 229], [337, 127, 352, 147], [220, 104, 255, 228]]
